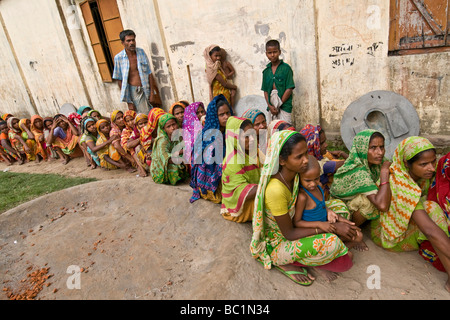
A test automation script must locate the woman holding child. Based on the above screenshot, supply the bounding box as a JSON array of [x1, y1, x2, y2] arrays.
[[250, 130, 354, 286]]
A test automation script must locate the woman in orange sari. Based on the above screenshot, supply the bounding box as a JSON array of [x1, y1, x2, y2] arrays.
[[46, 114, 83, 164], [30, 115, 48, 161]]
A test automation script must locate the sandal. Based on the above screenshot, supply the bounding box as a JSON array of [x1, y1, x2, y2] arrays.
[[274, 266, 314, 286]]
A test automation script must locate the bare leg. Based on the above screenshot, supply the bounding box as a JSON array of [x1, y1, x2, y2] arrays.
[[412, 210, 450, 293]]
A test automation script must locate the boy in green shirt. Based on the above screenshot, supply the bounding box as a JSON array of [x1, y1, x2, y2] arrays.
[[261, 39, 295, 124]]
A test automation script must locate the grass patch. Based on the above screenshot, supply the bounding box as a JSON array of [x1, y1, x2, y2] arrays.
[[0, 172, 96, 213]]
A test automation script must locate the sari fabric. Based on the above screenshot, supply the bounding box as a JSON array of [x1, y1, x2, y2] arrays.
[[428, 151, 450, 221], [189, 95, 233, 203], [30, 115, 47, 160], [18, 119, 37, 161], [7, 117, 35, 159], [371, 136, 449, 251], [330, 129, 382, 199], [182, 102, 204, 164], [299, 124, 323, 160], [80, 117, 100, 166], [150, 113, 187, 185], [220, 116, 260, 222], [250, 130, 348, 269], [140, 108, 166, 152], [96, 119, 121, 169], [110, 110, 123, 138], [120, 110, 138, 154]]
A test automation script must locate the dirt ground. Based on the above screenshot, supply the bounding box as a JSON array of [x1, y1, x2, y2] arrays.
[[0, 157, 449, 301]]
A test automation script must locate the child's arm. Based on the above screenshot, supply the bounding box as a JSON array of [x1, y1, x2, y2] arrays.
[[264, 91, 278, 116], [224, 61, 235, 79], [281, 88, 293, 105], [214, 74, 237, 90]]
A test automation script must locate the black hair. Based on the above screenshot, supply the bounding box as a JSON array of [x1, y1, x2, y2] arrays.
[[216, 98, 231, 113], [119, 29, 136, 42], [369, 131, 385, 143], [209, 46, 221, 56], [265, 39, 280, 51], [406, 148, 436, 166], [240, 119, 252, 130], [0, 120, 6, 126], [279, 133, 306, 161]]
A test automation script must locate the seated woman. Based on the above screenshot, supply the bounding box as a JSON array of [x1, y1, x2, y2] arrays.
[[120, 110, 147, 177], [330, 129, 391, 229], [371, 137, 450, 293], [30, 115, 48, 162], [241, 108, 268, 165], [221, 117, 260, 223], [109, 110, 139, 170], [150, 113, 188, 185], [250, 131, 354, 285], [169, 101, 186, 126], [0, 120, 22, 165], [7, 117, 35, 163], [300, 124, 348, 200], [424, 151, 450, 272], [96, 119, 135, 172], [80, 116, 117, 169], [46, 114, 83, 164], [139, 107, 166, 168], [189, 94, 232, 203], [43, 117, 59, 160], [181, 102, 206, 170], [18, 118, 38, 162], [77, 106, 92, 118]]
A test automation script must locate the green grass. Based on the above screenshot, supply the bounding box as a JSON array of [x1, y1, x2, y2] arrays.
[[0, 172, 96, 213]]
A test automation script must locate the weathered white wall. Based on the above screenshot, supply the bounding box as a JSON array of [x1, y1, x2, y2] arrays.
[[0, 0, 448, 138], [0, 0, 88, 117]]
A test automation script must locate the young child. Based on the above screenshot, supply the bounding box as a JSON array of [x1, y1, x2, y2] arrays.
[[204, 45, 237, 110], [220, 48, 236, 108], [294, 155, 365, 251], [261, 39, 295, 124]]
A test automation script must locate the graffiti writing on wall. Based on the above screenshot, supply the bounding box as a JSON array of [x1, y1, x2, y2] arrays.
[[150, 42, 172, 101], [329, 42, 383, 68]]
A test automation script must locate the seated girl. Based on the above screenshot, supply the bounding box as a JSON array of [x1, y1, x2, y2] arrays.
[[250, 131, 354, 285], [46, 114, 83, 164], [96, 119, 135, 172], [189, 94, 232, 203], [294, 155, 365, 252], [220, 116, 260, 223], [300, 124, 348, 200], [30, 115, 48, 162], [371, 137, 450, 293], [138, 108, 166, 168], [120, 110, 147, 177], [79, 117, 107, 169], [330, 129, 391, 228], [18, 118, 38, 162], [181, 102, 206, 171], [150, 113, 188, 185], [7, 117, 35, 163]]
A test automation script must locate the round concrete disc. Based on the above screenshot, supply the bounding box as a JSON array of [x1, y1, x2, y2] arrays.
[[234, 95, 270, 121], [59, 103, 77, 117], [340, 90, 420, 159]]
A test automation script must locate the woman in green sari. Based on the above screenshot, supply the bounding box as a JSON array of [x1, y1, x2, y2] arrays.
[[371, 136, 450, 292], [221, 116, 260, 223], [150, 113, 189, 185], [330, 129, 392, 228], [250, 130, 354, 286]]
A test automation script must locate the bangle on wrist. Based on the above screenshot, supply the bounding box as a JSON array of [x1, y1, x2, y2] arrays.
[[380, 181, 389, 186]]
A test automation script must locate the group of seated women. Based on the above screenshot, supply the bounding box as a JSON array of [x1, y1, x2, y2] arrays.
[[1, 94, 449, 291]]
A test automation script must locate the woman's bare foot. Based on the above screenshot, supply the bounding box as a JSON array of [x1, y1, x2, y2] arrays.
[[90, 163, 97, 170], [346, 240, 369, 252], [62, 156, 71, 165], [137, 165, 147, 177], [312, 268, 339, 282]]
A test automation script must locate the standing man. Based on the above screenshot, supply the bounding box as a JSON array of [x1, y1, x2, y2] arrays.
[[113, 29, 156, 114]]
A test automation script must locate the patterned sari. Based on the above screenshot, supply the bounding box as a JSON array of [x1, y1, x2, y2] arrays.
[[250, 130, 349, 269], [182, 102, 204, 165], [7, 117, 36, 160], [221, 117, 260, 223], [18, 119, 37, 161], [204, 44, 231, 104], [30, 115, 47, 160], [330, 129, 383, 220], [189, 95, 233, 203], [150, 113, 188, 185], [371, 136, 449, 252], [120, 110, 138, 154]]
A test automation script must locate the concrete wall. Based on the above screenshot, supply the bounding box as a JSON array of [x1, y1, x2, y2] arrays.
[[0, 0, 448, 141]]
